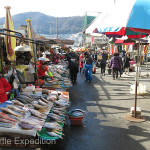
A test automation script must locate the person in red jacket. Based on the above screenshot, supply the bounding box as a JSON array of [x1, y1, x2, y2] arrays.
[[0, 76, 11, 103], [37, 62, 53, 80]]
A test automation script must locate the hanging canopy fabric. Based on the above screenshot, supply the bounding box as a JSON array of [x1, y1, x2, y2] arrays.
[[115, 39, 135, 45], [4, 6, 16, 61]]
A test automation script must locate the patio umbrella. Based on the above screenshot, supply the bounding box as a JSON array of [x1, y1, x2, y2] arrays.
[[26, 19, 35, 57], [79, 47, 88, 52], [26, 19, 38, 83], [4, 6, 16, 61], [94, 0, 150, 118], [74, 48, 80, 52], [96, 0, 150, 38]]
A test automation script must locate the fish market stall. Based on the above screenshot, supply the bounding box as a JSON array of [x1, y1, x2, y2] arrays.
[[42, 60, 72, 90], [0, 88, 70, 148]]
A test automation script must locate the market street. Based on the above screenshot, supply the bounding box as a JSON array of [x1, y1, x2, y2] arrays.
[[1, 65, 150, 150], [51, 65, 150, 150]]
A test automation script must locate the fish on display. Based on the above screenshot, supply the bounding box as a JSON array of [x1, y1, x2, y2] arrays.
[[46, 131, 63, 139], [32, 104, 48, 110], [38, 100, 47, 106], [40, 97, 48, 103], [0, 112, 16, 122], [29, 109, 46, 119], [19, 122, 35, 130], [7, 105, 25, 113], [48, 113, 65, 120], [12, 100, 24, 107], [0, 122, 13, 128], [20, 93, 34, 100], [18, 95, 32, 104], [44, 122, 62, 130], [47, 96, 56, 102], [27, 116, 45, 122], [53, 107, 66, 111], [54, 101, 70, 107], [16, 97, 28, 104], [20, 118, 44, 126], [44, 122, 61, 128], [52, 109, 65, 115], [0, 118, 15, 124], [47, 114, 65, 122], [0, 107, 21, 117], [6, 114, 20, 121]]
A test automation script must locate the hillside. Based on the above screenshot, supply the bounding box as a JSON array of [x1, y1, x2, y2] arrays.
[[0, 12, 83, 35]]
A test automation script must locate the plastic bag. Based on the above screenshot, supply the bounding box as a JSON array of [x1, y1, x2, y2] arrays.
[[16, 70, 25, 84]]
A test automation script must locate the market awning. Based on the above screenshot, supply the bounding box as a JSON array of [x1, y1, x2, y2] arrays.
[[115, 39, 135, 45]]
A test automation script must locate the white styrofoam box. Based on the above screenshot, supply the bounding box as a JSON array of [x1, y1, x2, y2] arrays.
[[130, 84, 146, 95], [22, 85, 35, 92], [130, 106, 141, 115]]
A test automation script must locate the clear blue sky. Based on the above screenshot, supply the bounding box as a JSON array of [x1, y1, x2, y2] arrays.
[[0, 0, 123, 18]]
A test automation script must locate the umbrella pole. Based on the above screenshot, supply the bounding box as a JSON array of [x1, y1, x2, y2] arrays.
[[33, 43, 39, 86], [134, 33, 141, 118], [0, 37, 3, 77]]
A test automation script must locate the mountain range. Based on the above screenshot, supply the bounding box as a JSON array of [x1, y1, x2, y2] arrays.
[[0, 12, 83, 35]]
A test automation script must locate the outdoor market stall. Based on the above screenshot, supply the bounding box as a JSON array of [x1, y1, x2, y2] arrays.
[[0, 88, 70, 148]]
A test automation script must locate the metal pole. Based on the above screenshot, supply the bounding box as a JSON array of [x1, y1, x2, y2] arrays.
[[56, 17, 58, 39], [134, 33, 141, 118], [50, 22, 52, 37], [0, 38, 3, 77]]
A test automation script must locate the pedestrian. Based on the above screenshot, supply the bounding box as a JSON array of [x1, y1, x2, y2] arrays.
[[118, 53, 123, 77], [79, 53, 85, 73], [84, 52, 94, 84], [0, 75, 11, 103], [109, 53, 121, 80], [100, 50, 108, 76], [52, 52, 59, 64], [68, 56, 79, 84], [123, 53, 131, 75]]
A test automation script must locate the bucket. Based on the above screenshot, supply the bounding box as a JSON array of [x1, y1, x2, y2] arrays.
[[108, 68, 111, 75], [68, 109, 86, 125], [69, 116, 84, 125]]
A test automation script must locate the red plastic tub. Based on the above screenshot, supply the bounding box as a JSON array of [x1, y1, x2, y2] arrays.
[[69, 116, 84, 125]]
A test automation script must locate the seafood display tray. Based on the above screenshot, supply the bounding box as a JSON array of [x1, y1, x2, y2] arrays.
[[37, 122, 64, 140]]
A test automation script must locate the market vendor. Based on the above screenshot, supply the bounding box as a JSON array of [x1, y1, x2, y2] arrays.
[[52, 52, 59, 64], [0, 75, 11, 103], [37, 61, 54, 80]]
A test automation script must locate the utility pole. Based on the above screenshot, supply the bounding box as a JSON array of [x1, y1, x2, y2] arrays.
[[56, 17, 58, 39], [49, 22, 52, 37]]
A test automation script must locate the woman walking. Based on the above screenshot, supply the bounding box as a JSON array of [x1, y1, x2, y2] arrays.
[[79, 53, 85, 73], [123, 53, 131, 75], [109, 53, 121, 80]]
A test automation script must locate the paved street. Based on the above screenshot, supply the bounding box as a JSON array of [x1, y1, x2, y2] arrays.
[[52, 65, 150, 150]]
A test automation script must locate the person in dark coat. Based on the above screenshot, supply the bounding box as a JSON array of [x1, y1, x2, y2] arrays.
[[124, 53, 131, 75], [117, 53, 123, 77], [100, 50, 108, 76], [68, 56, 79, 84], [109, 53, 121, 80]]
